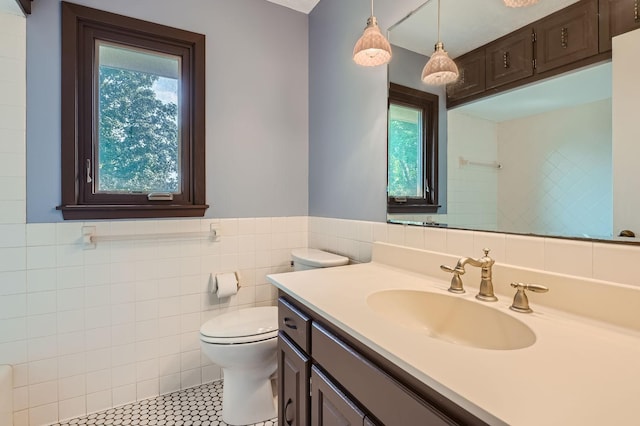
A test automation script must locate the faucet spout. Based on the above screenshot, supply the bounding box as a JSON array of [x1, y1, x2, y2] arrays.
[[440, 249, 497, 300], [454, 249, 497, 302], [472, 248, 497, 302]]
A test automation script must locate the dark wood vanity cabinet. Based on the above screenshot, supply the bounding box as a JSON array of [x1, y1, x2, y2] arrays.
[[485, 27, 534, 90], [599, 0, 640, 52], [278, 333, 310, 426], [311, 366, 366, 426], [446, 48, 485, 101], [278, 298, 312, 426], [277, 296, 488, 426], [535, 0, 599, 73]]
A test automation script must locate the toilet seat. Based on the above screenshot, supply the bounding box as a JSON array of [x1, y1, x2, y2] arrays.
[[200, 306, 278, 345]]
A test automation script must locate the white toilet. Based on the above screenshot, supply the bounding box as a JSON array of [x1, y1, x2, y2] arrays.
[[200, 307, 278, 425], [291, 248, 349, 271], [199, 249, 349, 425]]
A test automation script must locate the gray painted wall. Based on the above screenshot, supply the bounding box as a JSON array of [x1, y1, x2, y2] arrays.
[[308, 0, 427, 222], [27, 0, 309, 222]]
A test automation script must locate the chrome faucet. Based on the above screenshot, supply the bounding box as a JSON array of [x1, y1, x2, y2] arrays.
[[441, 248, 497, 301]]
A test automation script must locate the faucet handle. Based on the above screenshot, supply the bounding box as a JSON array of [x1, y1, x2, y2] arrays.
[[509, 282, 549, 313], [440, 264, 465, 294]]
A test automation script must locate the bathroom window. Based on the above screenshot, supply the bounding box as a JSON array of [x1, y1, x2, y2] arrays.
[[387, 83, 439, 213], [59, 2, 207, 220]]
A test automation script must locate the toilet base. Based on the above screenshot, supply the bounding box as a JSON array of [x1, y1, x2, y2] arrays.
[[221, 368, 277, 425]]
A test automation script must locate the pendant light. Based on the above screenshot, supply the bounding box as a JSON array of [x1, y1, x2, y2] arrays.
[[421, 0, 458, 85], [353, 0, 392, 67], [503, 0, 539, 7]]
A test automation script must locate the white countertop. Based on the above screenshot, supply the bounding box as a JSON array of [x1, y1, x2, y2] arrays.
[[268, 261, 640, 426]]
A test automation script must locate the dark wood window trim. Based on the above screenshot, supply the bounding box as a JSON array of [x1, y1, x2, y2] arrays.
[[58, 2, 208, 220], [387, 83, 440, 214], [16, 0, 32, 15]]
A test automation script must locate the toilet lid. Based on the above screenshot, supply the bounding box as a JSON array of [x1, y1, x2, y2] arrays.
[[291, 248, 349, 268], [200, 306, 278, 344]]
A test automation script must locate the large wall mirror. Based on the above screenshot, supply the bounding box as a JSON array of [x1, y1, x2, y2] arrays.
[[387, 0, 640, 244]]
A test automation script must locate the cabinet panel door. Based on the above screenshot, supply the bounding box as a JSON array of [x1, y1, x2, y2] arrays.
[[312, 323, 457, 426], [446, 48, 485, 102], [311, 366, 365, 426], [279, 332, 311, 426], [535, 0, 598, 73], [599, 0, 640, 52], [485, 27, 533, 89]]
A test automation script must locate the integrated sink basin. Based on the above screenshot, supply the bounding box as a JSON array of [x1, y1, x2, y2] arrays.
[[367, 290, 536, 350]]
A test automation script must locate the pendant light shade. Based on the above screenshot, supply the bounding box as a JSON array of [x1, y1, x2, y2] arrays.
[[503, 0, 539, 7], [421, 0, 458, 85], [421, 42, 459, 84], [353, 1, 392, 67]]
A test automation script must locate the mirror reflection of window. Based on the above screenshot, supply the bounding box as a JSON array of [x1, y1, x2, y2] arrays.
[[386, 84, 439, 214], [388, 103, 424, 199]]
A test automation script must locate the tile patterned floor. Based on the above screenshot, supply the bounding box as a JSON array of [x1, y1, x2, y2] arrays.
[[52, 381, 277, 426]]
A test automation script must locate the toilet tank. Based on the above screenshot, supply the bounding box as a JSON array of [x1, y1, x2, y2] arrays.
[[291, 248, 349, 271]]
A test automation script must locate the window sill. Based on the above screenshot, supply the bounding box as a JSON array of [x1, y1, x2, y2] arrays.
[[57, 204, 209, 220], [387, 204, 441, 214]]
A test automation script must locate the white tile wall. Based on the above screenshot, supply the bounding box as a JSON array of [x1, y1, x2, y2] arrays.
[[308, 217, 640, 289], [497, 99, 612, 238], [0, 217, 306, 426]]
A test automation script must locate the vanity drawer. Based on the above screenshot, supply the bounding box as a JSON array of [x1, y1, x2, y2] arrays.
[[311, 323, 456, 426], [278, 297, 311, 353]]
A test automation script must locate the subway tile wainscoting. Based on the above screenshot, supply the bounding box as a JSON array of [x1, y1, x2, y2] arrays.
[[1, 217, 306, 426]]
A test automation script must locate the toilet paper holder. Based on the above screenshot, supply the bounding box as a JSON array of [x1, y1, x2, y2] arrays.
[[213, 272, 241, 298]]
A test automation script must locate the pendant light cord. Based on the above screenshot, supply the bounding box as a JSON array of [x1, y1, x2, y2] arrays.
[[371, 0, 374, 17], [437, 0, 441, 43]]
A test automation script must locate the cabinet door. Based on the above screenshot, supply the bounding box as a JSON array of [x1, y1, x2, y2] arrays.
[[446, 48, 485, 102], [535, 0, 598, 73], [279, 332, 310, 426], [599, 0, 640, 52], [485, 27, 533, 89], [311, 366, 365, 426]]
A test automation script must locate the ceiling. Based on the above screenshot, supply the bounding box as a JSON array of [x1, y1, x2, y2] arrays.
[[389, 0, 581, 58], [454, 62, 612, 122], [264, 0, 320, 14]]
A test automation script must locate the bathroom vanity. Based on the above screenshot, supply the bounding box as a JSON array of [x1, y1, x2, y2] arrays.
[[277, 295, 489, 425], [268, 243, 640, 426]]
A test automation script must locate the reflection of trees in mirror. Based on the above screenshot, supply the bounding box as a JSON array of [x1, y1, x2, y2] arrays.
[[388, 118, 420, 197], [98, 68, 179, 193]]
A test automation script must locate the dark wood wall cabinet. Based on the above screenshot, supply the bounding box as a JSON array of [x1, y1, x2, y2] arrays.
[[485, 27, 535, 90], [446, 48, 485, 101], [277, 296, 489, 426], [599, 0, 640, 51], [15, 0, 32, 15], [447, 0, 631, 107]]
